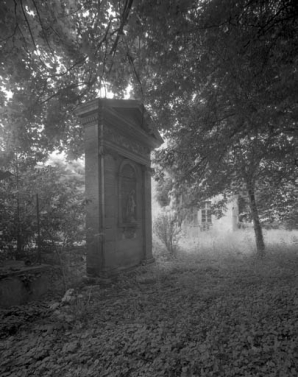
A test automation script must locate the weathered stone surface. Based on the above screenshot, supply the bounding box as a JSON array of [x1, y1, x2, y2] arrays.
[[76, 98, 163, 277], [0, 261, 52, 308]]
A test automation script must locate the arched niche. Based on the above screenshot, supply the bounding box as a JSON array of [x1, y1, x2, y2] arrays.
[[119, 161, 138, 228]]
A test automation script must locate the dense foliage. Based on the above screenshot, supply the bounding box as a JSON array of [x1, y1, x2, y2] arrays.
[[0, 0, 135, 159], [154, 174, 173, 208], [0, 155, 85, 259], [1, 0, 297, 255], [136, 0, 298, 254]]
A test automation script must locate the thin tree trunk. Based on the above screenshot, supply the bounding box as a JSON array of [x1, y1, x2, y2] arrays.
[[247, 186, 265, 257], [36, 193, 41, 264], [15, 157, 22, 259]]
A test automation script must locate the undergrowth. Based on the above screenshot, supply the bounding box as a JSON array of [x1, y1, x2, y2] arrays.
[[0, 230, 298, 376]]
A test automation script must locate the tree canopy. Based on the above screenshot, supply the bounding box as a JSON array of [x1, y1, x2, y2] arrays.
[[0, 0, 135, 160], [1, 0, 297, 155], [133, 0, 298, 254], [1, 0, 298, 254]]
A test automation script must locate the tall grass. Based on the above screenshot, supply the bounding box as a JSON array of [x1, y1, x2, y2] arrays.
[[153, 228, 298, 280], [179, 228, 298, 256]]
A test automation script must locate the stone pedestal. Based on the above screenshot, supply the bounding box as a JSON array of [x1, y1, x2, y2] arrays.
[[76, 99, 163, 276]]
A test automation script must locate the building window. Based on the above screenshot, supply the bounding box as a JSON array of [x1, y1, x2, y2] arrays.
[[201, 201, 212, 230]]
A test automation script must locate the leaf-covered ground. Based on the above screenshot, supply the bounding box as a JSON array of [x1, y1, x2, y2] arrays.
[[1, 241, 298, 377]]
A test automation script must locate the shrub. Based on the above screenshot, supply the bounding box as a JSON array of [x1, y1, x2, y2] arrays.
[[153, 211, 181, 254]]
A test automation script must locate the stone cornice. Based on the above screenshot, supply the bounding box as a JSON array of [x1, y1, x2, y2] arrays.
[[80, 114, 98, 125], [104, 141, 150, 166], [103, 109, 160, 150], [75, 98, 101, 117], [76, 98, 163, 149]]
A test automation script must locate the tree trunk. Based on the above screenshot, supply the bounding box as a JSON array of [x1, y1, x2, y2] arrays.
[[16, 196, 22, 259], [247, 186, 265, 257], [16, 160, 23, 260]]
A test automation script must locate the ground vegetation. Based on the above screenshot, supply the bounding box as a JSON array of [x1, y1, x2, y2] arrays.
[[0, 230, 298, 376]]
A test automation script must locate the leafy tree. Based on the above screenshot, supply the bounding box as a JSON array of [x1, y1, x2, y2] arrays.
[[0, 154, 85, 259], [127, 0, 298, 255], [1, 0, 298, 256], [155, 174, 173, 208], [0, 0, 136, 160], [257, 181, 298, 230]]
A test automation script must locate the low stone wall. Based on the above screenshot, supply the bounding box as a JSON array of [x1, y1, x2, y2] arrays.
[[0, 262, 54, 308]]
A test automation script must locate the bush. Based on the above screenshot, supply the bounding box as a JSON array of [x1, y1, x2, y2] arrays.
[[153, 211, 181, 254]]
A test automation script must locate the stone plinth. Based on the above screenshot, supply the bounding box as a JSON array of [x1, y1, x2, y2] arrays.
[[76, 99, 163, 277]]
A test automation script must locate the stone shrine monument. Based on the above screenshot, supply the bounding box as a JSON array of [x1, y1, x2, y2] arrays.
[[77, 98, 163, 276]]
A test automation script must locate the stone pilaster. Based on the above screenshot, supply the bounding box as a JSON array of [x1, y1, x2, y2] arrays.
[[142, 166, 155, 264], [79, 101, 105, 276]]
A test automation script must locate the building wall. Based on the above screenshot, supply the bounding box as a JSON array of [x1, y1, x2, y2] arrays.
[[151, 179, 239, 236], [210, 195, 239, 232], [182, 195, 239, 236]]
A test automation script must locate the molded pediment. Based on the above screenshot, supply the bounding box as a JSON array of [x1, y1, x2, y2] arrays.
[[102, 99, 164, 148], [76, 98, 164, 150]]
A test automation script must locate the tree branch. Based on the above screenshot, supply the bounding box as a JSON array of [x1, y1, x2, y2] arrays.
[[109, 0, 134, 56], [31, 0, 55, 56], [20, 0, 37, 51]]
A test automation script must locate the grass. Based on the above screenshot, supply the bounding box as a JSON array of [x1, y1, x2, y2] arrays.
[[179, 227, 298, 254], [1, 229, 298, 377]]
